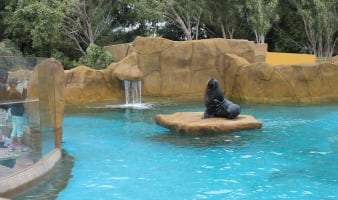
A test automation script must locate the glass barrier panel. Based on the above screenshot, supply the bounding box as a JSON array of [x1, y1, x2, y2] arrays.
[[0, 56, 61, 179]]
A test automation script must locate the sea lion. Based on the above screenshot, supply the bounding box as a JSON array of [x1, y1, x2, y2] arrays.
[[203, 78, 240, 119]]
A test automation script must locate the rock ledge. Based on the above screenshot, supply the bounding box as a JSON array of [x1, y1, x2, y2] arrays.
[[155, 112, 262, 135]]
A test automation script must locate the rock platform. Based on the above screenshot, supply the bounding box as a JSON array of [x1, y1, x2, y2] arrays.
[[155, 112, 262, 135]]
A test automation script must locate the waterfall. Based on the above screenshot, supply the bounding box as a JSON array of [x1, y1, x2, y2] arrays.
[[124, 80, 142, 105], [105, 79, 151, 109]]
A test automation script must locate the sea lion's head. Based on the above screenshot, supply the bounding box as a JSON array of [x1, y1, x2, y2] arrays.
[[205, 78, 224, 102], [207, 78, 218, 90]]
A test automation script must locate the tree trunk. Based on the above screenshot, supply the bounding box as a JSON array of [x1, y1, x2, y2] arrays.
[[165, 6, 192, 40], [221, 23, 226, 38]]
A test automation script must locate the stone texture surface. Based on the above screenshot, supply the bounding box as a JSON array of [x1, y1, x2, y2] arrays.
[[66, 37, 256, 104], [103, 43, 134, 62], [254, 43, 268, 63], [155, 112, 262, 135], [64, 65, 124, 105], [131, 37, 255, 97], [232, 62, 338, 103], [333, 55, 338, 64], [65, 37, 338, 105], [112, 52, 143, 80]]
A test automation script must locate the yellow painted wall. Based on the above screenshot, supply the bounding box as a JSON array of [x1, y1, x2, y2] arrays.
[[266, 52, 316, 65]]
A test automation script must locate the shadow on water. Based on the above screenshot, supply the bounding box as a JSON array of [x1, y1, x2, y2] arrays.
[[10, 150, 74, 200], [148, 129, 263, 148]]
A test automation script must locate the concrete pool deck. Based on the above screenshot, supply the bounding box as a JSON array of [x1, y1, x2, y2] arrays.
[[0, 148, 34, 179], [0, 149, 61, 196]]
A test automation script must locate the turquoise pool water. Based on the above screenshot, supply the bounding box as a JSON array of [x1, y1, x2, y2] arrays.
[[17, 102, 338, 199]]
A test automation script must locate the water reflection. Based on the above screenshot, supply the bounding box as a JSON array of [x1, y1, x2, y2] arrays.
[[148, 130, 263, 148], [11, 150, 74, 200]]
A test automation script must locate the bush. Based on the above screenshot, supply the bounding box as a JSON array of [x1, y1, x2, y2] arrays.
[[0, 39, 22, 56], [51, 49, 75, 70], [76, 43, 114, 70]]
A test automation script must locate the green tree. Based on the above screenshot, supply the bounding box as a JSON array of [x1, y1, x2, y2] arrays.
[[245, 0, 279, 44], [62, 0, 119, 55], [206, 0, 245, 39], [164, 0, 206, 40], [3, 0, 67, 56], [266, 0, 309, 53], [104, 0, 164, 44], [0, 39, 22, 56], [291, 0, 337, 58], [75, 43, 114, 69]]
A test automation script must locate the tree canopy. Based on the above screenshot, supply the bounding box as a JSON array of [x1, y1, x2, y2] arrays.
[[245, 0, 279, 44], [291, 0, 337, 57], [0, 0, 337, 68], [2, 0, 67, 56]]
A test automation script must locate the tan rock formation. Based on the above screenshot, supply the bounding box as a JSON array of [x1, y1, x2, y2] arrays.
[[155, 112, 262, 135], [64, 65, 124, 105], [333, 55, 338, 64], [65, 37, 338, 105], [112, 52, 143, 80], [110, 37, 256, 98], [103, 43, 134, 62], [232, 61, 338, 103]]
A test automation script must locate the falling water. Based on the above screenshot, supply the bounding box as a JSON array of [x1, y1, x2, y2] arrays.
[[102, 80, 152, 109], [124, 80, 142, 105]]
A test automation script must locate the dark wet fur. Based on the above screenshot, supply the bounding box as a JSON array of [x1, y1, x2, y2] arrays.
[[203, 78, 240, 119]]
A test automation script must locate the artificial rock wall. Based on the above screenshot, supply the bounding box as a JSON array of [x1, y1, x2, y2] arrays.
[[225, 57, 338, 103], [65, 37, 338, 105], [64, 37, 255, 104]]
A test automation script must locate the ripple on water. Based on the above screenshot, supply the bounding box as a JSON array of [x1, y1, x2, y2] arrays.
[[109, 177, 129, 180], [204, 189, 233, 195], [18, 104, 338, 200], [240, 154, 253, 159], [98, 185, 115, 188]]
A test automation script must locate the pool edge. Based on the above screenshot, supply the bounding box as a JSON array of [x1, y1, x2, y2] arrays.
[[0, 148, 62, 197]]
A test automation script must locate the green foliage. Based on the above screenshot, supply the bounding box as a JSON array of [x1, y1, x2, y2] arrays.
[[0, 0, 335, 58], [292, 0, 337, 57], [163, 0, 207, 40], [245, 0, 280, 44], [205, 0, 244, 39], [126, 0, 164, 22], [75, 43, 114, 70], [107, 0, 165, 43], [0, 39, 22, 56], [157, 23, 186, 41], [62, 0, 118, 55], [2, 0, 67, 56], [51, 49, 75, 70], [266, 1, 308, 53]]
